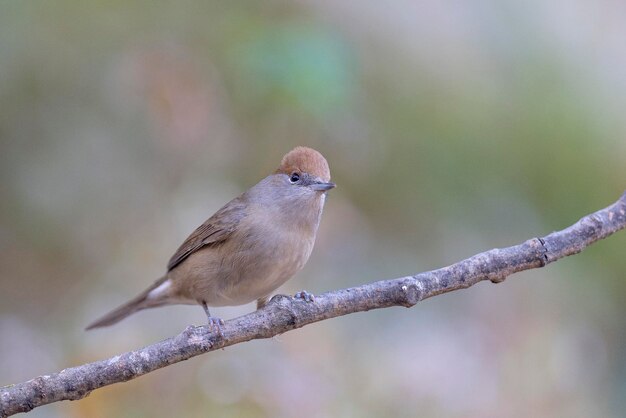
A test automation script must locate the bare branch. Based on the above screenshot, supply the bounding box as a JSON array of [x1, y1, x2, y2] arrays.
[[2, 191, 625, 417]]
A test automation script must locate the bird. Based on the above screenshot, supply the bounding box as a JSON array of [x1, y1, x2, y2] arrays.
[[86, 146, 335, 331]]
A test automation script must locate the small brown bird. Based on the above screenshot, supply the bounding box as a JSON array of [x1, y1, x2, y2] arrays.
[[86, 146, 335, 330]]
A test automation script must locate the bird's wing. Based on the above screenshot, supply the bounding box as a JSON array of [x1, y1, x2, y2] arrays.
[[167, 196, 247, 271]]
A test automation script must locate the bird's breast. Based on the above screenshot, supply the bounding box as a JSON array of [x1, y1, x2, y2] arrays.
[[230, 216, 317, 296]]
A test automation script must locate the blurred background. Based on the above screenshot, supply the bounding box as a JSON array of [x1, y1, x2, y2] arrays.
[[1, 1, 625, 417]]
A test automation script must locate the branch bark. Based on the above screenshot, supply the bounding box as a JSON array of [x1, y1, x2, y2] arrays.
[[2, 191, 625, 417]]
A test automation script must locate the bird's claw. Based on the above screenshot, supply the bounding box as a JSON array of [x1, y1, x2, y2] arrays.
[[207, 316, 224, 335], [294, 290, 315, 303], [201, 301, 224, 335]]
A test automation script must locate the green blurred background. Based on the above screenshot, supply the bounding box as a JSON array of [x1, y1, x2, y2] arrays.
[[1, 1, 625, 417]]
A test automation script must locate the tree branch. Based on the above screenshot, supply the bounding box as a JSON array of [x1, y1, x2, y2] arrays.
[[2, 191, 625, 417]]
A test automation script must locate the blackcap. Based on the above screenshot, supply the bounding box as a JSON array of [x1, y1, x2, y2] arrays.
[[86, 146, 335, 330]]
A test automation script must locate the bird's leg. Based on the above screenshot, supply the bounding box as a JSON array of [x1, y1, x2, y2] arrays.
[[293, 290, 315, 303], [256, 296, 271, 310], [201, 300, 224, 334]]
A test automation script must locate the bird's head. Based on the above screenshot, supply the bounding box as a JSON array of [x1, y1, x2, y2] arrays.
[[274, 146, 335, 193]]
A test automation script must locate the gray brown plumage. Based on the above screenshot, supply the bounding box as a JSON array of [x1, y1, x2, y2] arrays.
[[86, 147, 334, 330]]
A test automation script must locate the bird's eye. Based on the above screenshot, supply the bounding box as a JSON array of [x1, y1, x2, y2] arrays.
[[289, 172, 300, 183]]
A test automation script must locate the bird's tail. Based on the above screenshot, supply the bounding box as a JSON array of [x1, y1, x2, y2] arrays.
[[85, 276, 170, 330]]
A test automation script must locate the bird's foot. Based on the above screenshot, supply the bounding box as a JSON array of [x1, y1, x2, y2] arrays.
[[293, 290, 315, 303], [201, 301, 224, 335], [206, 316, 225, 335]]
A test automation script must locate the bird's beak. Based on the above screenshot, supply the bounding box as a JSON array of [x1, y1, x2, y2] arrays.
[[310, 181, 336, 192]]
